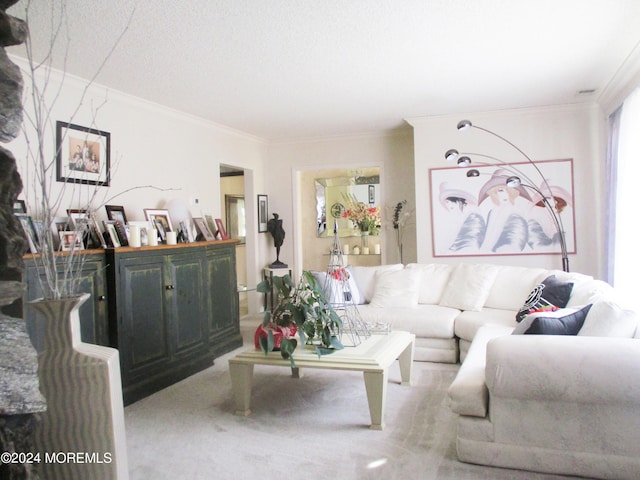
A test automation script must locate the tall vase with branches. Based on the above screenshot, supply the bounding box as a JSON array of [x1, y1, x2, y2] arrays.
[[392, 200, 412, 264], [17, 1, 137, 299]]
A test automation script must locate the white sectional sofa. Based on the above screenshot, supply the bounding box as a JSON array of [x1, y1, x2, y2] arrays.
[[338, 262, 640, 479], [345, 262, 615, 362]]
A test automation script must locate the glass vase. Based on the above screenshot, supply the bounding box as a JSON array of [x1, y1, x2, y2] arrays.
[[361, 231, 370, 252]]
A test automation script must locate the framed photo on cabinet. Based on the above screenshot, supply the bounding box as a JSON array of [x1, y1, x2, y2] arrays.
[[58, 230, 84, 252], [13, 199, 26, 214], [193, 217, 216, 241], [215, 218, 228, 240], [144, 208, 173, 243], [16, 214, 38, 253], [103, 220, 121, 248], [105, 205, 128, 225]]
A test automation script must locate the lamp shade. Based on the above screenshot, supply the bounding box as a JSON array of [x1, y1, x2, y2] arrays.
[[445, 149, 459, 161], [457, 120, 472, 131], [457, 156, 471, 167], [506, 176, 521, 188]]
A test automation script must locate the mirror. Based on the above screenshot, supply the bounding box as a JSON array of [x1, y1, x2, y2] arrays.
[[225, 195, 246, 243], [316, 175, 379, 237]]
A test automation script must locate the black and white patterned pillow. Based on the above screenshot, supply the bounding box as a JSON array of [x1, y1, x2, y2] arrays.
[[516, 275, 574, 322]]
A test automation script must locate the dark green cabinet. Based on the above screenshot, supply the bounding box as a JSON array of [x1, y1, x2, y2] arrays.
[[205, 243, 240, 356], [23, 252, 109, 353], [107, 241, 241, 405]]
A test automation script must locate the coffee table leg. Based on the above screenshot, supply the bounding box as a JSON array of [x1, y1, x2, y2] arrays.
[[229, 361, 254, 416], [398, 339, 415, 386], [363, 370, 387, 430]]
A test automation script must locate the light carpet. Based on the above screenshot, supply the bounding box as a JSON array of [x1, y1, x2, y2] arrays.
[[124, 317, 584, 480]]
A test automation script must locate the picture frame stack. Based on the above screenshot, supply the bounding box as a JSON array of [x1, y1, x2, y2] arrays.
[[14, 197, 230, 254]]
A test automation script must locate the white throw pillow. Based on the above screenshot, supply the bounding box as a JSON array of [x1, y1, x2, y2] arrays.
[[484, 266, 548, 311], [405, 263, 453, 304], [578, 300, 639, 338], [439, 263, 499, 312], [369, 268, 420, 308], [350, 264, 404, 304]]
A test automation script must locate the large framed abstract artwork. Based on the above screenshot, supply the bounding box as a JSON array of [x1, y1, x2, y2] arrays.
[[429, 158, 576, 258]]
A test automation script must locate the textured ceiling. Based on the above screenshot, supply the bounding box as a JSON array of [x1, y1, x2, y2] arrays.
[[7, 0, 640, 141]]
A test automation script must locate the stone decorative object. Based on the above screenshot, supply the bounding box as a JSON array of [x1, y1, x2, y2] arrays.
[[0, 318, 44, 413], [0, 6, 26, 143], [29, 294, 129, 480], [0, 146, 27, 288], [0, 281, 46, 480], [0, 5, 40, 479]]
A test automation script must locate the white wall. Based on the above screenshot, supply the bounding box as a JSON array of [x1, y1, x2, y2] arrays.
[[407, 104, 607, 278], [264, 130, 417, 277]]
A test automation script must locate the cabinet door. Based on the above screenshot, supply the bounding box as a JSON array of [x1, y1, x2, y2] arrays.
[[167, 252, 207, 357], [116, 254, 169, 384], [205, 245, 240, 353], [24, 256, 109, 352]]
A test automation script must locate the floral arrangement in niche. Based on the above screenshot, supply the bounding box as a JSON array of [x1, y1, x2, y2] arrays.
[[342, 193, 381, 235]]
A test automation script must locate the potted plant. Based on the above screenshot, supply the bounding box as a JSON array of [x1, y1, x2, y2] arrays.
[[256, 271, 344, 368]]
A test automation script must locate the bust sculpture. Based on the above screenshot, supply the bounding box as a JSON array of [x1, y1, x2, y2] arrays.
[[267, 213, 288, 268]]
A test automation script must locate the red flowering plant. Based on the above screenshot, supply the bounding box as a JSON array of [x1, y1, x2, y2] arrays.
[[342, 194, 381, 235], [256, 271, 343, 368]]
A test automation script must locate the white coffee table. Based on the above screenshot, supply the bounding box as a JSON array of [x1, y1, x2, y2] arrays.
[[228, 330, 415, 430]]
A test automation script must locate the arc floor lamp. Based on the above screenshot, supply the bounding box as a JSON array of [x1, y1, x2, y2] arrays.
[[445, 120, 570, 272]]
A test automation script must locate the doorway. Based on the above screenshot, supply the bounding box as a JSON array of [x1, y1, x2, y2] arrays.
[[220, 165, 248, 316]]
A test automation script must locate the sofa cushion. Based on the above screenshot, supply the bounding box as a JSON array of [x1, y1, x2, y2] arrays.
[[350, 264, 404, 304], [578, 300, 639, 338], [357, 304, 458, 338], [565, 278, 615, 307], [405, 263, 453, 304], [512, 305, 592, 335], [439, 263, 499, 311], [369, 268, 420, 308], [484, 266, 548, 311], [454, 308, 518, 342], [516, 275, 574, 322]]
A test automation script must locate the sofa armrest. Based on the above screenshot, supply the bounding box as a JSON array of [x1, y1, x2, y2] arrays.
[[447, 325, 513, 417], [486, 335, 640, 404]]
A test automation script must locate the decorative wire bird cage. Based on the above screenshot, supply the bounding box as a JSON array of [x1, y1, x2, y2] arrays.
[[322, 221, 370, 346]]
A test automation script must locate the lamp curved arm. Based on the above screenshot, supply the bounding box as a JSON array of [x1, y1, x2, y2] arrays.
[[450, 120, 569, 272], [453, 151, 541, 188], [460, 121, 556, 212], [515, 181, 569, 272]]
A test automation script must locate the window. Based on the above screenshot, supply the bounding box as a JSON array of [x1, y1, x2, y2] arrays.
[[608, 87, 640, 306]]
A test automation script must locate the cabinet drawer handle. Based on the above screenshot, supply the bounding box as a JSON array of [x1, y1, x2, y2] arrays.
[[98, 295, 106, 301], [165, 285, 175, 290]]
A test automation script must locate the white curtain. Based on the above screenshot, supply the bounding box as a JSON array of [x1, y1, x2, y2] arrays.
[[611, 87, 640, 307]]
